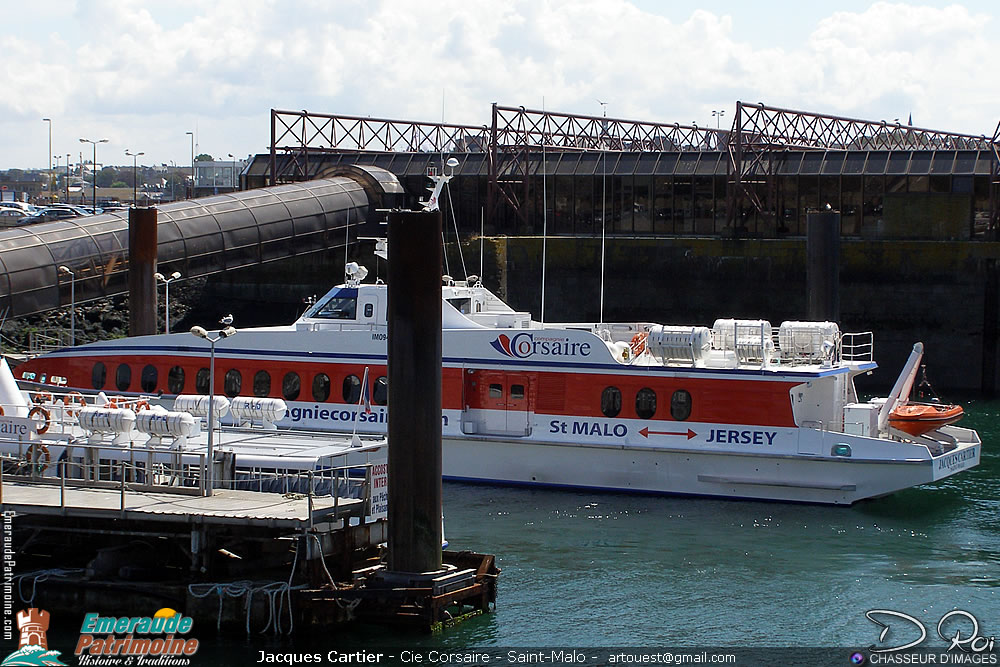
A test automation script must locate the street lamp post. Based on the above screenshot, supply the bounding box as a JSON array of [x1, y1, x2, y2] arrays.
[[186, 131, 194, 199], [190, 324, 237, 496], [42, 118, 52, 201], [53, 154, 62, 195], [79, 137, 108, 212], [712, 110, 725, 129], [58, 265, 75, 346], [228, 153, 235, 190], [125, 150, 144, 205], [154, 271, 182, 334], [65, 154, 70, 201]]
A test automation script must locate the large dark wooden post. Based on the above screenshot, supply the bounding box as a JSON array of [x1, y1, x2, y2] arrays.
[[807, 210, 840, 322], [386, 209, 443, 573], [128, 207, 158, 337]]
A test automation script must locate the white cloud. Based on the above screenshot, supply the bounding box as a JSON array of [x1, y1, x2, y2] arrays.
[[1, 1, 998, 170]]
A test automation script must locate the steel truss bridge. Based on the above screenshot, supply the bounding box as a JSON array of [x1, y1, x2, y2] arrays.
[[266, 102, 1000, 235]]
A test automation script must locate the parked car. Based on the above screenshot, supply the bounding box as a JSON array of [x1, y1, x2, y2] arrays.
[[0, 201, 37, 215], [45, 204, 92, 216], [0, 209, 26, 225], [17, 207, 84, 224]]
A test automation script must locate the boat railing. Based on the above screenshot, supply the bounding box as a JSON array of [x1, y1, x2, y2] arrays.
[[842, 332, 874, 362]]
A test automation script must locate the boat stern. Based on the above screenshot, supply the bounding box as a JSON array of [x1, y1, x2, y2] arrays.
[[929, 425, 981, 482]]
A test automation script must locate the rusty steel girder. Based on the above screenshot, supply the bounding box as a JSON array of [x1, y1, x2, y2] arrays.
[[269, 109, 488, 184]]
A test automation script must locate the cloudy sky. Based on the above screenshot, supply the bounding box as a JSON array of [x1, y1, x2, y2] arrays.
[[2, 0, 998, 170]]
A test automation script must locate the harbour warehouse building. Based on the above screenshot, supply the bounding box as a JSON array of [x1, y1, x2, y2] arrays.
[[247, 102, 999, 241]]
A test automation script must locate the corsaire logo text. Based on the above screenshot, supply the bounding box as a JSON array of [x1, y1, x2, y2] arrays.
[[490, 333, 591, 359]]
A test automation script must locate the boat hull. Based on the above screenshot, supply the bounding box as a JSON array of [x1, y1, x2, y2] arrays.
[[441, 426, 981, 505]]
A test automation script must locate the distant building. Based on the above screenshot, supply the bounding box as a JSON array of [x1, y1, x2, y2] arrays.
[[193, 158, 247, 197]]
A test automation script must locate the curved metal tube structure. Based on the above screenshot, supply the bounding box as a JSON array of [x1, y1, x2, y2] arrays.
[[0, 167, 402, 319]]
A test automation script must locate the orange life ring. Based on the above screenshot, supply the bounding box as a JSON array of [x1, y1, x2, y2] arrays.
[[27, 406, 51, 434], [630, 332, 649, 358], [107, 396, 127, 409], [63, 391, 86, 417], [0, 405, 4, 416], [24, 443, 51, 474], [32, 391, 52, 405], [133, 400, 151, 413]]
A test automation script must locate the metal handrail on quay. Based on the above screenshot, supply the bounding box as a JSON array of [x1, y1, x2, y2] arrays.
[[0, 447, 376, 527]]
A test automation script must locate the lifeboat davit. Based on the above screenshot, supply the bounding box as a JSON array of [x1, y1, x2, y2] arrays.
[[889, 402, 964, 437]]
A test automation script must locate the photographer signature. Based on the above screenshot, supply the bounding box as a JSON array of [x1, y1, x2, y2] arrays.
[[866, 609, 996, 653]]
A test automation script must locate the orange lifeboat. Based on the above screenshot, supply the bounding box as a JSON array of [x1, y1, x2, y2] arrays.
[[888, 402, 964, 437]]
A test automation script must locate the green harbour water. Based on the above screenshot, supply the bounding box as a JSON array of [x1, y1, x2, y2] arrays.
[[235, 399, 1000, 663], [20, 400, 1000, 665]]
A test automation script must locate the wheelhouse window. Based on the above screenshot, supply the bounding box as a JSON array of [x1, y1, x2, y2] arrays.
[[115, 364, 131, 392], [282, 372, 301, 401], [313, 373, 331, 402], [635, 388, 657, 419], [167, 366, 185, 394], [92, 362, 106, 390], [447, 297, 472, 314], [313, 294, 357, 319], [342, 375, 361, 403], [510, 384, 525, 400], [195, 368, 210, 395], [489, 383, 503, 399], [670, 389, 692, 421], [140, 365, 158, 393], [253, 370, 271, 397], [601, 386, 622, 418], [224, 369, 242, 398], [373, 376, 388, 405]]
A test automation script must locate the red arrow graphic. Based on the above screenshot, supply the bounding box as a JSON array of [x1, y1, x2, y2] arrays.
[[639, 427, 697, 440]]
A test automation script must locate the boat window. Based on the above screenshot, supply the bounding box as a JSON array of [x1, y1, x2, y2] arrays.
[[282, 372, 301, 401], [115, 364, 131, 392], [253, 370, 271, 397], [167, 366, 185, 394], [342, 375, 361, 403], [510, 384, 525, 400], [601, 387, 622, 418], [364, 303, 374, 318], [373, 376, 388, 405], [195, 368, 210, 395], [140, 365, 158, 393], [489, 383, 503, 399], [635, 387, 657, 419], [314, 295, 357, 320], [91, 362, 106, 390], [313, 373, 331, 402], [670, 389, 692, 421], [224, 369, 242, 398], [447, 297, 472, 314]]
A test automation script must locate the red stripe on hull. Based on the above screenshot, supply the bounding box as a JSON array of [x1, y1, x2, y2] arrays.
[[19, 353, 798, 428]]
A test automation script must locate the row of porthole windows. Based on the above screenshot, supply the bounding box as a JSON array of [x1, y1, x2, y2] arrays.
[[91, 362, 388, 404], [600, 386, 692, 421]]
